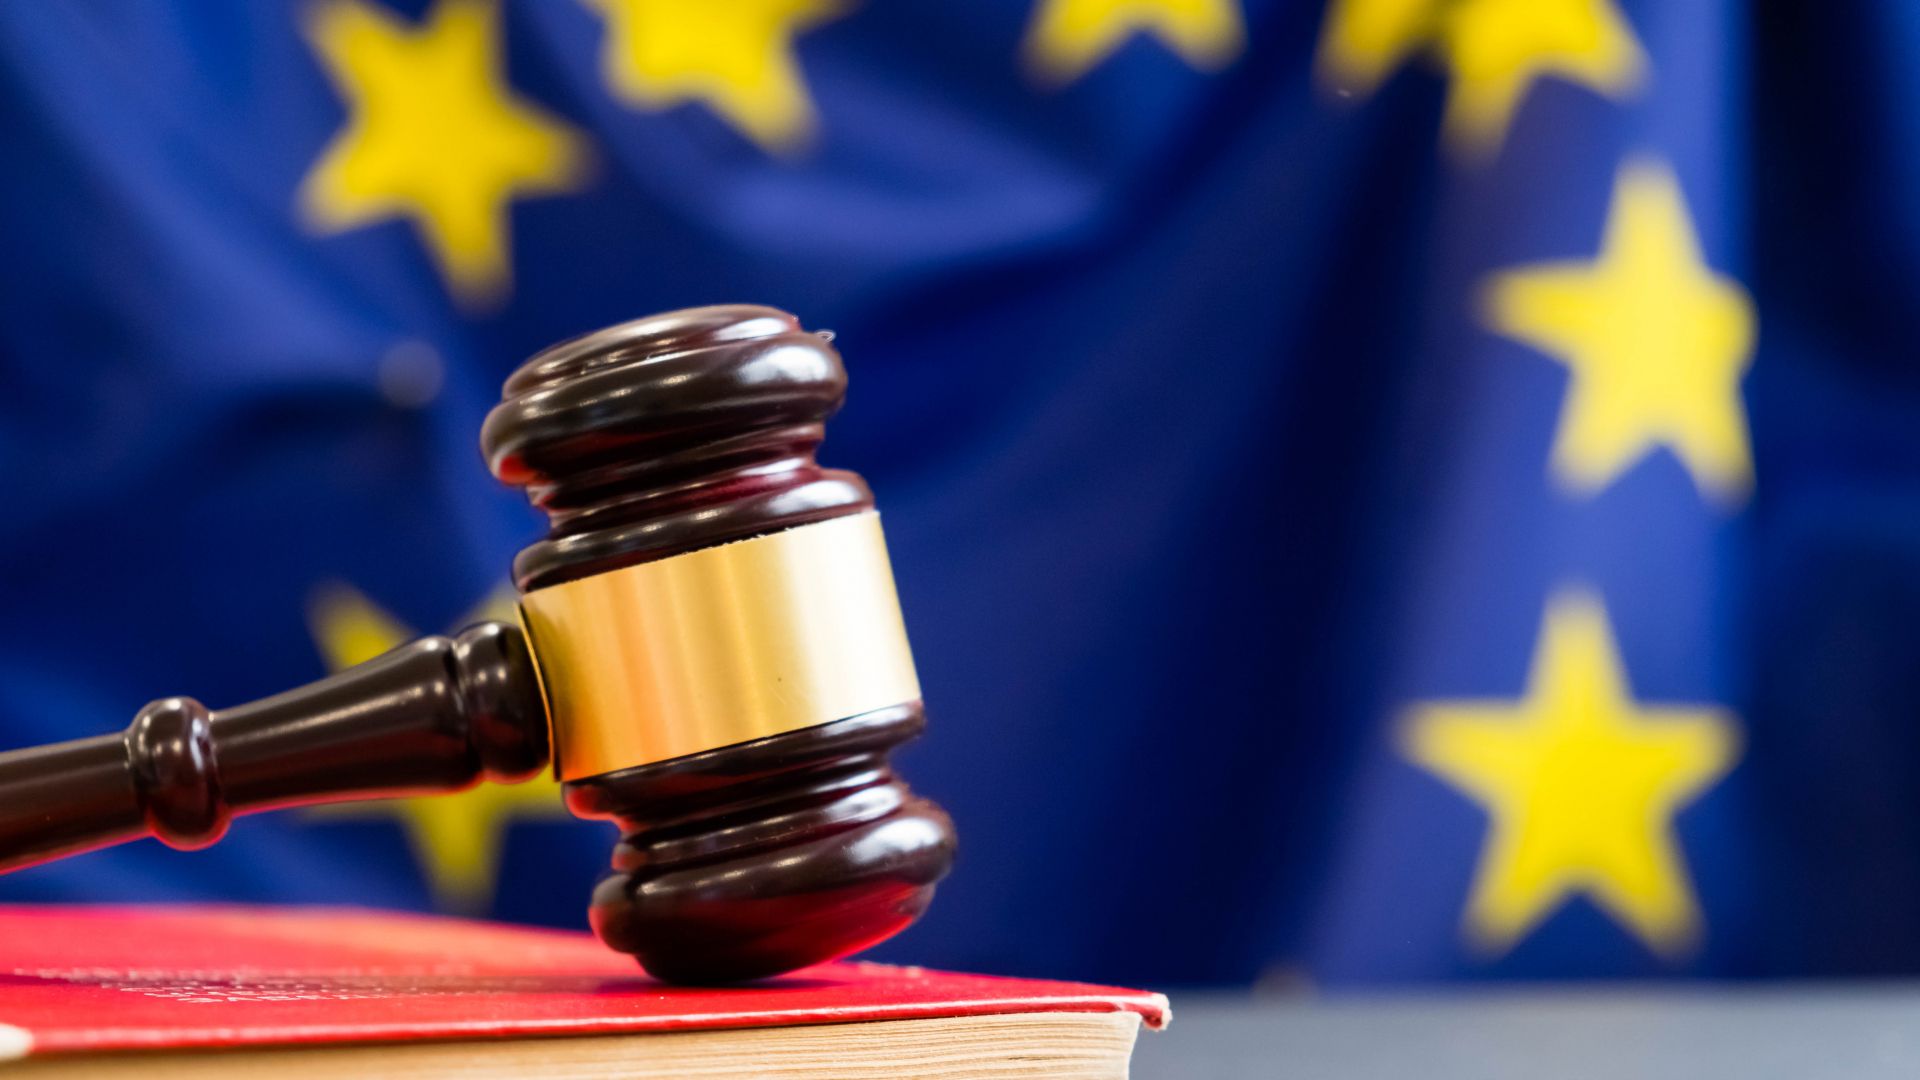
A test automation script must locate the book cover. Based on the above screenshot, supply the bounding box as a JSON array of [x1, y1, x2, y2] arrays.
[[0, 905, 1168, 1060]]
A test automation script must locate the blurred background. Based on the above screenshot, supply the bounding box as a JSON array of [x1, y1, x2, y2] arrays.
[[0, 0, 1908, 994]]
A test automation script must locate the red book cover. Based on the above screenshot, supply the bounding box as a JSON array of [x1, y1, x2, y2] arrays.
[[0, 905, 1167, 1060]]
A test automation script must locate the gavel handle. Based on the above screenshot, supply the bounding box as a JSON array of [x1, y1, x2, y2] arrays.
[[0, 621, 550, 874]]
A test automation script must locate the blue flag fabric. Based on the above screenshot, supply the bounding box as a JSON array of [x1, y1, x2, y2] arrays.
[[0, 0, 1912, 987]]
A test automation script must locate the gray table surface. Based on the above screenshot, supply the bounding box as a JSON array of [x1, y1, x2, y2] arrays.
[[1129, 985, 1920, 1079]]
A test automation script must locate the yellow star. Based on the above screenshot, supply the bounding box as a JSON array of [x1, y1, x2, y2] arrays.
[[299, 0, 589, 306], [1023, 0, 1245, 82], [1402, 591, 1740, 957], [583, 0, 848, 153], [1484, 159, 1756, 503], [1315, 0, 1644, 158], [305, 583, 568, 912]]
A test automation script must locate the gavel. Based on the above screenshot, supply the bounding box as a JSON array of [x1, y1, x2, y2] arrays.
[[0, 305, 956, 984]]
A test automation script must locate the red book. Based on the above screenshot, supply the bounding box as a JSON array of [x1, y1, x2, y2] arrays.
[[0, 905, 1166, 1077]]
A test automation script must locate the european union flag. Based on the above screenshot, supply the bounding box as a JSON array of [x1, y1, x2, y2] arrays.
[[0, 0, 1911, 988]]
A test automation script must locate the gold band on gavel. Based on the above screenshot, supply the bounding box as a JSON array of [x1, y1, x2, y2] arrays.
[[518, 512, 922, 781]]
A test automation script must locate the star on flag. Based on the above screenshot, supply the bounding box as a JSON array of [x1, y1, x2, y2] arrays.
[[582, 0, 850, 153], [1316, 0, 1645, 158], [1024, 0, 1246, 82], [1402, 591, 1740, 956], [299, 0, 588, 306], [1483, 159, 1757, 504]]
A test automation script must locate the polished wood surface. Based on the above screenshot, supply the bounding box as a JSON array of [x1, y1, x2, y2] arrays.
[[484, 304, 955, 982], [481, 304, 875, 589], [0, 622, 546, 872], [569, 705, 951, 984], [0, 304, 954, 984]]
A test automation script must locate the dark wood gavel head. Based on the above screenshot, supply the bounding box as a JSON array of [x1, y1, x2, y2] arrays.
[[0, 305, 954, 986], [481, 305, 956, 983]]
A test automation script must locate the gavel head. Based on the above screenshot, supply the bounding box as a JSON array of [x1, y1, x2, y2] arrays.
[[480, 305, 956, 984]]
